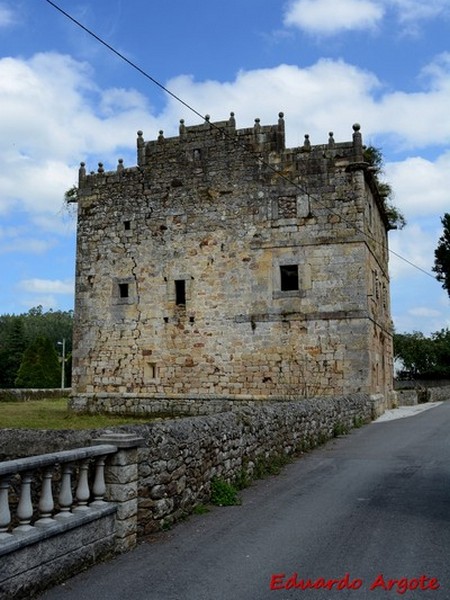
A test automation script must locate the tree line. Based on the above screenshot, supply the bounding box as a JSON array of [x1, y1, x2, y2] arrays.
[[0, 306, 73, 389], [394, 329, 450, 380]]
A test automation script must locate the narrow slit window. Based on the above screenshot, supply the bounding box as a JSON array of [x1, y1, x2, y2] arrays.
[[280, 265, 299, 291], [118, 283, 129, 298], [124, 220, 131, 231], [175, 280, 186, 305]]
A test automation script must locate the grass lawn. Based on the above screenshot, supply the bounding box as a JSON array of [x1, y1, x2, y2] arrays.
[[0, 398, 157, 430]]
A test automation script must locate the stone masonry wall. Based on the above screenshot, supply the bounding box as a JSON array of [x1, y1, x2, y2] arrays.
[[71, 115, 394, 408]]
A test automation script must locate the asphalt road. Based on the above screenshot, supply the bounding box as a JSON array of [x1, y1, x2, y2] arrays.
[[41, 402, 450, 600]]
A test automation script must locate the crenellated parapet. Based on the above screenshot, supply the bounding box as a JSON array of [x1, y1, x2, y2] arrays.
[[77, 114, 368, 192]]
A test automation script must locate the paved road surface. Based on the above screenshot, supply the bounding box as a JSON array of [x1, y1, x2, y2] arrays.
[[41, 402, 450, 599]]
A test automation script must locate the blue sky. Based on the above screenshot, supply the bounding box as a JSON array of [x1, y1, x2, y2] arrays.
[[0, 0, 449, 334]]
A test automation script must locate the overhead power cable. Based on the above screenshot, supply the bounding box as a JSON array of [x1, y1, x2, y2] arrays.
[[44, 0, 437, 282]]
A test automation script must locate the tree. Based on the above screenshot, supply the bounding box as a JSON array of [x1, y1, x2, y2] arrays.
[[363, 146, 406, 230], [394, 329, 450, 379], [0, 307, 73, 387], [433, 213, 450, 297], [393, 331, 435, 377], [0, 316, 27, 387], [15, 336, 61, 388]]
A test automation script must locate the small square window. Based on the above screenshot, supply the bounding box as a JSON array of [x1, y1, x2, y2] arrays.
[[280, 265, 299, 291]]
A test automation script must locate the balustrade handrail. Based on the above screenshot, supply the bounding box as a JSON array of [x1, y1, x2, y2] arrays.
[[0, 444, 117, 477]]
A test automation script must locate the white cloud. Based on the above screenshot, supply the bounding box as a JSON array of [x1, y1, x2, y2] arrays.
[[18, 279, 74, 295], [408, 306, 442, 317], [0, 4, 15, 28], [283, 0, 450, 36], [0, 237, 55, 255], [163, 61, 381, 145], [386, 152, 450, 218], [283, 0, 384, 35], [389, 223, 437, 279], [0, 52, 156, 217], [389, 0, 450, 23]]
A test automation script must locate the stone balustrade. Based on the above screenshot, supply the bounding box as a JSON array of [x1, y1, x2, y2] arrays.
[[0, 444, 116, 539], [0, 434, 143, 600]]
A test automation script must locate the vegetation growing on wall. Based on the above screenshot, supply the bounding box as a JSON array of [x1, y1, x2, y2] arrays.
[[363, 146, 406, 231]]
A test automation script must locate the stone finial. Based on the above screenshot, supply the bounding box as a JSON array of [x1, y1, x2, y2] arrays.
[[179, 119, 186, 136], [117, 158, 124, 173], [303, 134, 311, 151], [205, 114, 210, 122], [137, 130, 145, 166], [158, 130, 165, 142], [78, 161, 86, 180], [277, 112, 285, 151], [352, 123, 363, 161], [97, 162, 104, 174], [229, 112, 236, 129], [254, 118, 261, 133], [328, 132, 335, 148]]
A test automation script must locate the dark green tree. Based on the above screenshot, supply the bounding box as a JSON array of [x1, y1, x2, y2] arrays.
[[394, 331, 435, 377], [0, 316, 27, 387], [433, 213, 450, 297], [15, 336, 61, 388], [394, 329, 450, 379]]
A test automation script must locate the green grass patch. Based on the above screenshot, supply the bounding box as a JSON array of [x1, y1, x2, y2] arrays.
[[210, 477, 240, 506], [0, 398, 159, 430]]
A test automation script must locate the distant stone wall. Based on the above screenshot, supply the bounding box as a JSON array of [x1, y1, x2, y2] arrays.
[[1, 394, 377, 536], [395, 385, 450, 405]]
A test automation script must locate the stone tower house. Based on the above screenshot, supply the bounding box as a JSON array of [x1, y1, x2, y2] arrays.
[[70, 113, 394, 412]]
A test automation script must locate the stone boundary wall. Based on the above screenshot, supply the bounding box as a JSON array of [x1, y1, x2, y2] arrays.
[[0, 388, 71, 402], [428, 386, 450, 402], [1, 394, 380, 538], [396, 385, 450, 406]]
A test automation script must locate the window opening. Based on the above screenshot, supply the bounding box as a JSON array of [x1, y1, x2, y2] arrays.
[[118, 283, 129, 298], [280, 265, 299, 291], [175, 280, 186, 305], [144, 362, 158, 381], [124, 220, 131, 231]]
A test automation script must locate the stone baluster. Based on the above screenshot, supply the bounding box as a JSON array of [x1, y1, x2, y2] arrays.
[[35, 467, 55, 526], [91, 456, 107, 506], [74, 459, 91, 511], [56, 464, 74, 518], [15, 472, 34, 532], [0, 477, 11, 538]]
